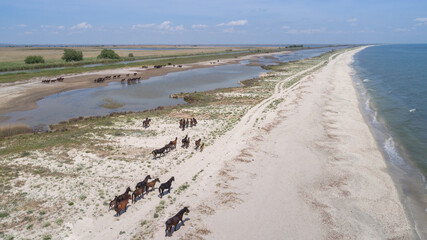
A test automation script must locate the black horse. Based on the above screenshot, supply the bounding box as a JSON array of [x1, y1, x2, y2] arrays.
[[152, 147, 166, 158], [159, 177, 175, 198]]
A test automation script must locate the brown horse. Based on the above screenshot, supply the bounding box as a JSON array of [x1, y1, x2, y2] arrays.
[[200, 143, 205, 152], [165, 207, 190, 236], [171, 137, 177, 148], [114, 194, 130, 216], [146, 178, 160, 194], [132, 187, 144, 203], [195, 138, 201, 149]]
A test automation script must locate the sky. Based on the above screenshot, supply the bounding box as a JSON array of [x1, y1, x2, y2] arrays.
[[0, 0, 426, 45]]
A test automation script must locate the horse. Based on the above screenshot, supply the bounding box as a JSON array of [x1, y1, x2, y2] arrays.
[[181, 135, 188, 146], [171, 137, 177, 149], [152, 147, 166, 158], [143, 118, 151, 128], [159, 177, 175, 198], [184, 137, 190, 148], [164, 143, 173, 152], [114, 194, 130, 216], [185, 119, 189, 128], [146, 178, 160, 194], [116, 187, 132, 203], [131, 187, 144, 203], [200, 143, 205, 152], [179, 119, 184, 129], [192, 118, 197, 126], [135, 175, 151, 190], [109, 195, 118, 211], [195, 139, 201, 149], [165, 207, 190, 236]]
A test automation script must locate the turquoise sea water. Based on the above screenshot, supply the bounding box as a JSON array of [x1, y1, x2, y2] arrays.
[[353, 44, 427, 238]]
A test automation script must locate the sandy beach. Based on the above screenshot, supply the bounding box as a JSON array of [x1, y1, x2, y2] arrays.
[[0, 47, 413, 240]]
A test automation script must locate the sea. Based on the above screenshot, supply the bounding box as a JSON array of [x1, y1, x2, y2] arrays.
[[352, 44, 427, 238]]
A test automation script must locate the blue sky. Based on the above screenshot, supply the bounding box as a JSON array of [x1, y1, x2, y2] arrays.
[[1, 0, 426, 44]]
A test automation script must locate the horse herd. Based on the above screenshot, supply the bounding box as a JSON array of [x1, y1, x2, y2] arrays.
[[179, 118, 197, 130], [107, 116, 207, 236], [41, 77, 64, 83], [109, 175, 186, 236], [151, 118, 205, 158]]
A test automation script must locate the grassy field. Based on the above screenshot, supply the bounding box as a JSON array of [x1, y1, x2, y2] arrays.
[[0, 47, 288, 84], [0, 46, 256, 71]]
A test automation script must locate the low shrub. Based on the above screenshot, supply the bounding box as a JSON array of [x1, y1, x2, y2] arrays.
[[24, 55, 45, 64]]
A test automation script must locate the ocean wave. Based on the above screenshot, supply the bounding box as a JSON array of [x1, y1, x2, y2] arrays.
[[409, 108, 416, 113], [384, 137, 405, 166], [363, 78, 370, 82]]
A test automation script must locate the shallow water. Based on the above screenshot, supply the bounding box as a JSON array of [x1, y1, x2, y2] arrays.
[[353, 44, 427, 238], [1, 47, 342, 129]]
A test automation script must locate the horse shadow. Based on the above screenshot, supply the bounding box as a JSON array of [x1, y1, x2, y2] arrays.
[[169, 217, 191, 235]]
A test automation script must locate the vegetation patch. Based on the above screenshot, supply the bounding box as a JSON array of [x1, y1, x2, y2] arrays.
[[100, 98, 124, 109]]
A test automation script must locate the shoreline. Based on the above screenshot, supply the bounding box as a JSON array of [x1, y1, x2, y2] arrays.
[[351, 46, 427, 238], [0, 47, 412, 239], [0, 50, 287, 116]]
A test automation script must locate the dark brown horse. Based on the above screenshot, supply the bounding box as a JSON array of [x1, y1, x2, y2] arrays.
[[116, 187, 132, 203], [159, 177, 175, 198], [165, 207, 190, 236], [109, 195, 118, 211], [131, 187, 144, 204], [143, 117, 151, 128], [135, 175, 152, 190]]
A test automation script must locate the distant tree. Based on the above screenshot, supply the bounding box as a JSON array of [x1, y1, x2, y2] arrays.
[[62, 49, 83, 62], [24, 55, 45, 64], [128, 53, 134, 58], [97, 49, 120, 59]]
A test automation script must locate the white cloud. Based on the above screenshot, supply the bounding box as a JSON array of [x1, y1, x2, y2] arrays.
[[347, 18, 358, 26], [300, 28, 324, 34], [282, 25, 290, 29], [175, 24, 184, 31], [192, 24, 208, 29], [414, 17, 427, 26], [24, 31, 32, 35], [284, 28, 324, 34], [41, 25, 64, 30], [71, 22, 92, 30], [131, 21, 183, 32], [217, 19, 247, 27], [414, 17, 427, 23], [157, 21, 184, 31], [16, 24, 27, 27], [132, 23, 155, 29]]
